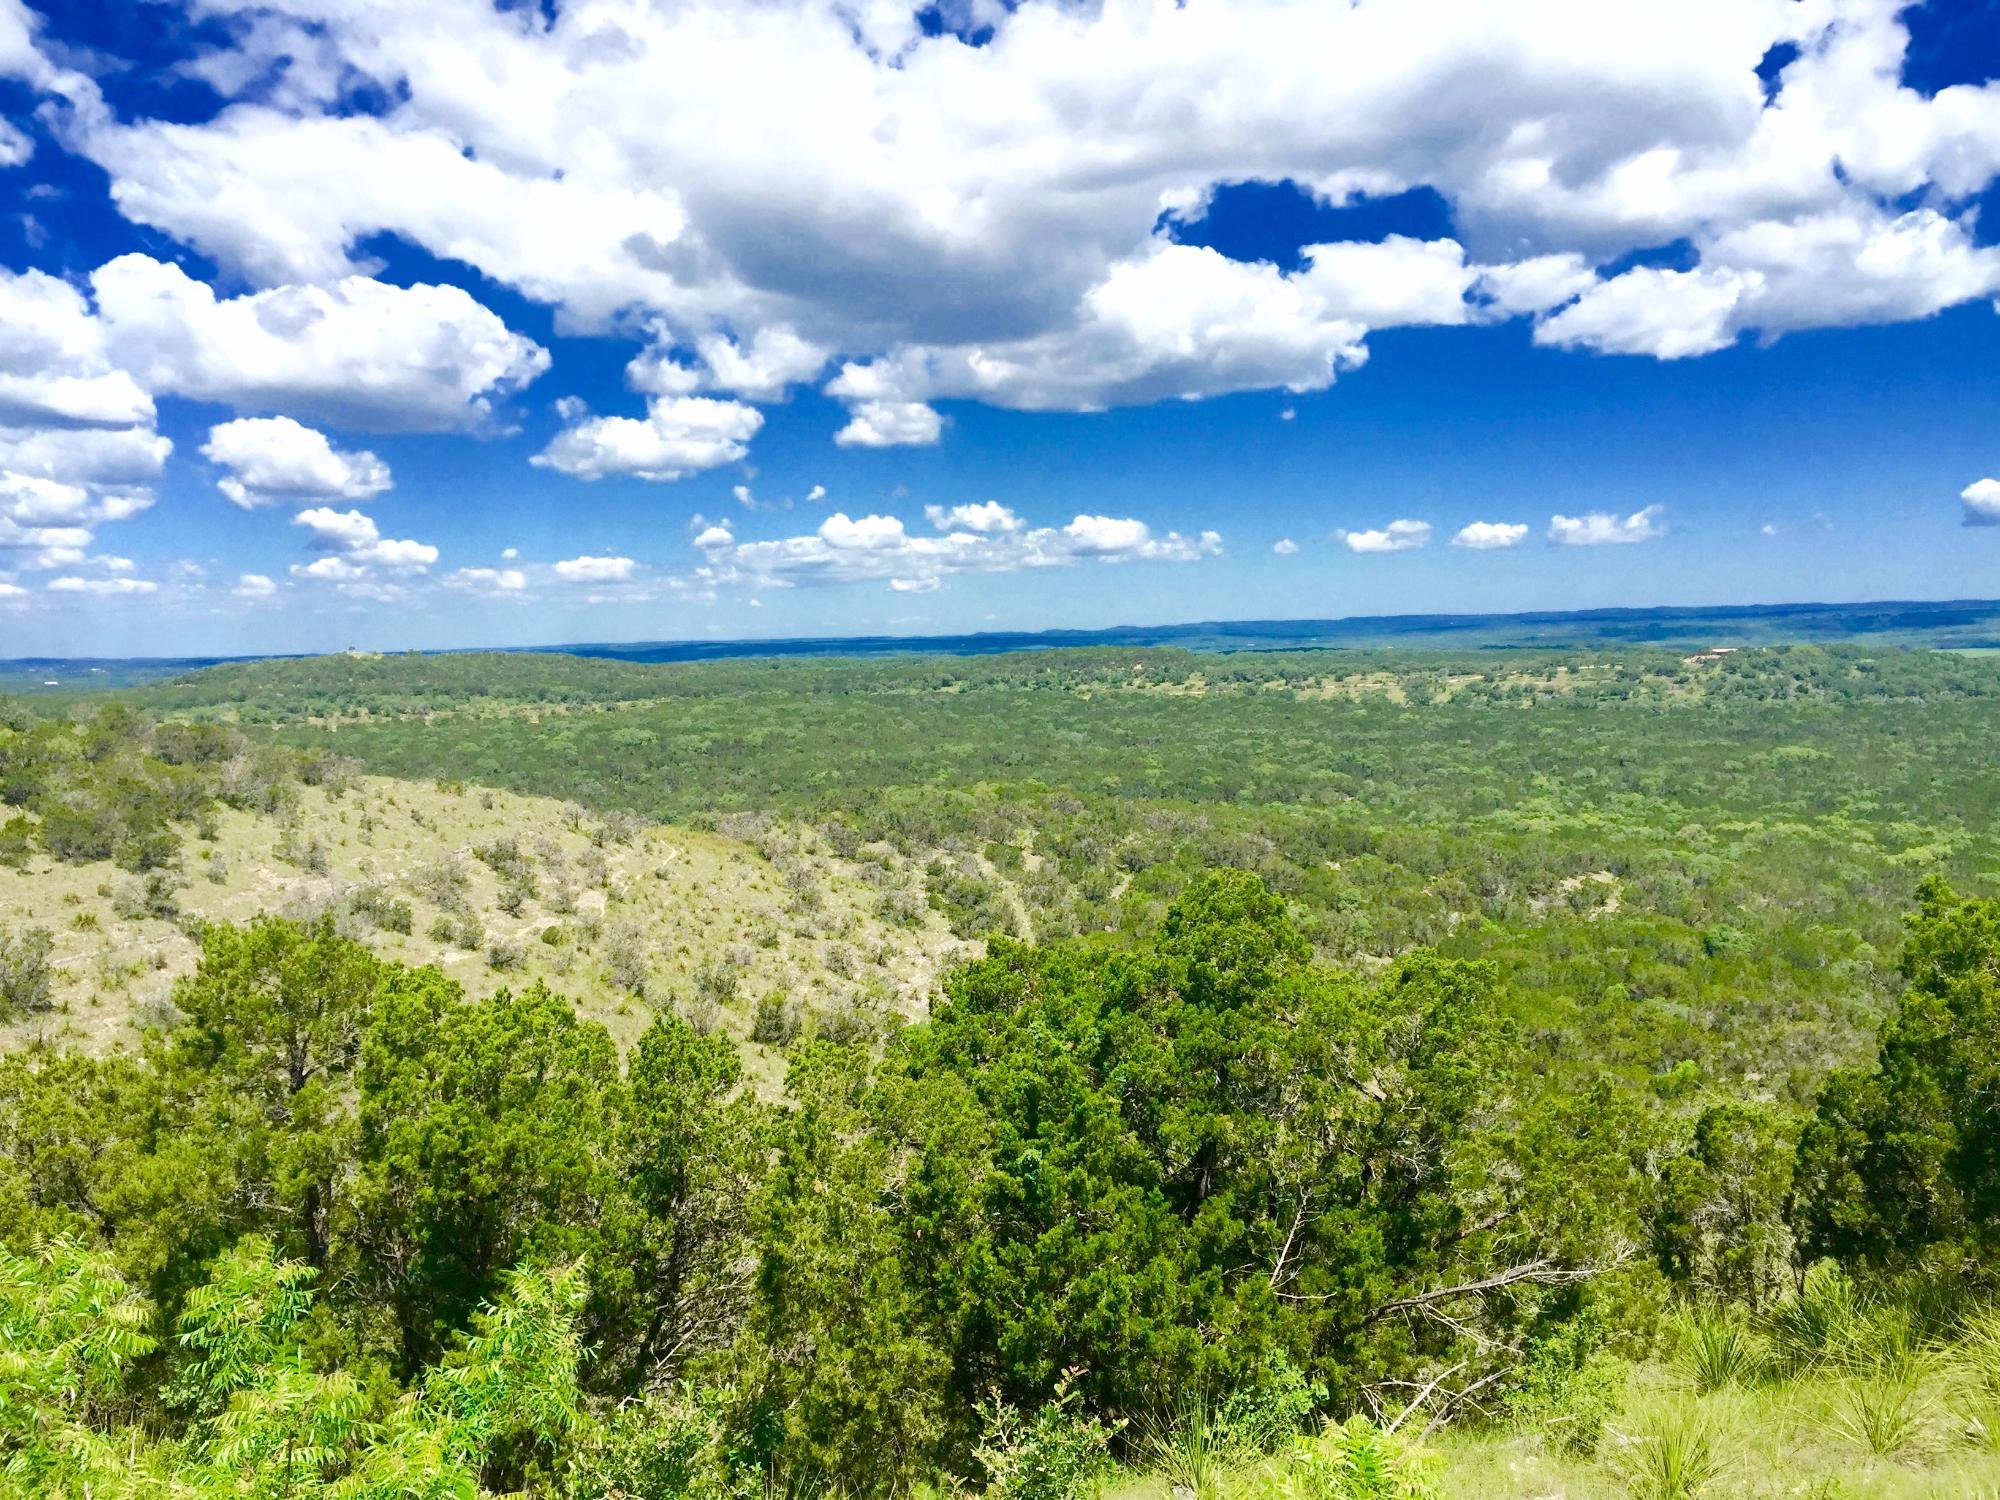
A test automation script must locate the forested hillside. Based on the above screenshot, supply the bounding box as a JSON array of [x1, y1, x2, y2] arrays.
[[131, 644, 2000, 1086], [3, 644, 1999, 1498], [0, 702, 962, 1062]]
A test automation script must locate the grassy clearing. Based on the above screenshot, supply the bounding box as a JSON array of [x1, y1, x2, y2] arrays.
[[1429, 1368, 2000, 1498], [0, 772, 970, 1081], [1084, 1358, 2000, 1500]]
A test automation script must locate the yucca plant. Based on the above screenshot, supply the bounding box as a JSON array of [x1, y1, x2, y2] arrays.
[[1611, 1401, 1722, 1500], [1139, 1393, 1240, 1500], [1819, 1369, 1937, 1459], [1949, 1305, 2000, 1444], [1673, 1305, 1764, 1394], [1764, 1264, 1862, 1376]]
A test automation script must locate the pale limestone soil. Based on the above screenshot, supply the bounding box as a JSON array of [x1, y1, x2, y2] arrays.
[[0, 775, 973, 1088]]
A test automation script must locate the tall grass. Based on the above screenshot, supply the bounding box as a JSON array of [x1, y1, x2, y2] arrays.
[[1613, 1401, 1722, 1500], [1672, 1306, 1764, 1394], [1765, 1264, 1863, 1376], [1819, 1368, 1937, 1458], [1139, 1395, 1239, 1500], [1759, 1272, 1953, 1460], [1949, 1306, 2000, 1446]]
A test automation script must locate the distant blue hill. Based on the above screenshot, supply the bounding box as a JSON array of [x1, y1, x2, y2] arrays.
[[7, 596, 2000, 692], [545, 597, 2000, 664]]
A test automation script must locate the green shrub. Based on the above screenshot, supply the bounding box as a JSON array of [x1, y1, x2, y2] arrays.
[[350, 883, 414, 934], [0, 926, 54, 1017], [977, 1384, 1117, 1500], [0, 813, 36, 868], [567, 1390, 750, 1500], [1508, 1312, 1628, 1457], [1252, 1420, 1439, 1500], [752, 991, 801, 1046]]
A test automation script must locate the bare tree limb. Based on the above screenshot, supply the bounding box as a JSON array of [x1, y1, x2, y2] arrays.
[[1359, 1259, 1596, 1323]]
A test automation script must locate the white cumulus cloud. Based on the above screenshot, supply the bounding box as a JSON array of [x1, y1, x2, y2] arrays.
[[834, 400, 943, 448], [1342, 519, 1432, 554], [705, 506, 1220, 593], [28, 0, 2000, 436], [293, 505, 438, 571], [203, 416, 390, 508], [47, 574, 156, 595], [924, 501, 1023, 534], [553, 554, 637, 582], [1548, 506, 1668, 545], [446, 566, 528, 592], [534, 396, 762, 482], [1962, 478, 2000, 526], [91, 255, 548, 432], [1451, 521, 1529, 550]]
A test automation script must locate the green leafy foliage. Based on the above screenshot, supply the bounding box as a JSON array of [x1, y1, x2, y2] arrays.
[[0, 700, 328, 875], [0, 1235, 584, 1498], [0, 930, 52, 1020], [6, 648, 2000, 1495], [1793, 877, 2000, 1271]]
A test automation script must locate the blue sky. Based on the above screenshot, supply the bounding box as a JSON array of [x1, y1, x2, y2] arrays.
[[1, 0, 1999, 657]]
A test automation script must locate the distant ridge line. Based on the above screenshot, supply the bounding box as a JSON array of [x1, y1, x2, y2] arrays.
[[6, 596, 2000, 677]]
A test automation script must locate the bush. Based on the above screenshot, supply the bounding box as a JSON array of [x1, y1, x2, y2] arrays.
[[567, 1391, 749, 1500], [1611, 1401, 1720, 1500], [350, 883, 414, 934], [1217, 1358, 1324, 1456], [428, 912, 483, 950], [0, 813, 34, 868], [1508, 1313, 1628, 1457], [752, 991, 801, 1047], [1250, 1420, 1440, 1500], [0, 926, 55, 1017], [1673, 1306, 1764, 1394], [977, 1384, 1117, 1500]]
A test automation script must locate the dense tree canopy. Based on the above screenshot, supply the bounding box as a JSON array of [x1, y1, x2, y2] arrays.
[[1793, 877, 2000, 1273]]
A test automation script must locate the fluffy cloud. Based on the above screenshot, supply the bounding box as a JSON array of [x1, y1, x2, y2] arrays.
[[553, 554, 637, 582], [0, 266, 153, 427], [203, 416, 390, 508], [1539, 208, 2000, 358], [705, 507, 1220, 592], [1548, 506, 1668, 545], [233, 572, 277, 598], [534, 396, 762, 482], [924, 501, 1023, 534], [446, 566, 528, 592], [694, 328, 829, 400], [291, 555, 367, 583], [1962, 478, 2000, 527], [1537, 267, 1749, 359], [293, 506, 438, 570], [0, 423, 169, 488], [0, 464, 150, 566], [24, 0, 1999, 432], [1451, 521, 1529, 550], [834, 400, 943, 449], [46, 574, 156, 595], [1272, 538, 1299, 555], [1342, 519, 1432, 554], [91, 255, 548, 432]]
